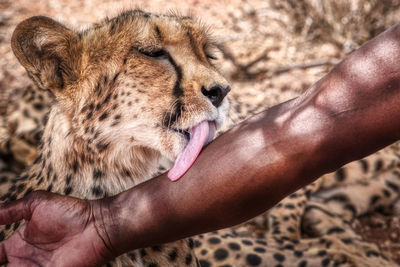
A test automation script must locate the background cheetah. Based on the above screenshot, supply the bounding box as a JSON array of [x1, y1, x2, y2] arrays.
[[1, 0, 400, 266]]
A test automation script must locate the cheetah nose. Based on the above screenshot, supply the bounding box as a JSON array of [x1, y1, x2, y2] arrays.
[[201, 84, 231, 107]]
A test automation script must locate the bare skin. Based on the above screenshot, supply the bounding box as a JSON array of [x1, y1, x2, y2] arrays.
[[1, 22, 400, 267]]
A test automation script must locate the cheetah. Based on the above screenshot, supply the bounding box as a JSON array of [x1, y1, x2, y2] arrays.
[[0, 84, 53, 177], [1, 10, 230, 266]]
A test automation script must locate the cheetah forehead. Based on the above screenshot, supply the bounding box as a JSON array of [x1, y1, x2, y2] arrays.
[[79, 10, 215, 63]]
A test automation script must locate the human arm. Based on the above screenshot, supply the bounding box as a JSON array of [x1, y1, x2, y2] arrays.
[[1, 22, 400, 266], [102, 22, 400, 255]]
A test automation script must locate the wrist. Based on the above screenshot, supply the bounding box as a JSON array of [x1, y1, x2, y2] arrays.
[[90, 197, 123, 261], [90, 187, 157, 258]]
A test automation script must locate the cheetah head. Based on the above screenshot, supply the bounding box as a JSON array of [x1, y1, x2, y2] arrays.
[[11, 10, 230, 181]]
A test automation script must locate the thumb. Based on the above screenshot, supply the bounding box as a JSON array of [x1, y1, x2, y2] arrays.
[[0, 194, 35, 266], [0, 239, 6, 265], [0, 193, 37, 225]]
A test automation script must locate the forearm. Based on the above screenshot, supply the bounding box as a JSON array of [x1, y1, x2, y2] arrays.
[[98, 23, 400, 257]]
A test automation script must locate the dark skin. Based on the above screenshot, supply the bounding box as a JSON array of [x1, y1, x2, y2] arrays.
[[1, 22, 400, 267]]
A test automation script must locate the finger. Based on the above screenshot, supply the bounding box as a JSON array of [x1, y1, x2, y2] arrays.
[[0, 241, 7, 265], [0, 225, 29, 266], [0, 197, 33, 225]]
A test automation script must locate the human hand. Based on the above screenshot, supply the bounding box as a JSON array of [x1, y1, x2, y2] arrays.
[[0, 191, 113, 267]]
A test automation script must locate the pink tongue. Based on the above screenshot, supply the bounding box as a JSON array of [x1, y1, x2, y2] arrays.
[[168, 121, 215, 181]]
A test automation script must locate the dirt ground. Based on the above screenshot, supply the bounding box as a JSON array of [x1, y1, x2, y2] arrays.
[[1, 0, 400, 265], [354, 212, 400, 264]]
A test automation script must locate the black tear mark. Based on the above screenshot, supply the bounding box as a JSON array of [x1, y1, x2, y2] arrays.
[[155, 25, 163, 41], [112, 73, 120, 84], [166, 53, 183, 98], [162, 100, 183, 128]]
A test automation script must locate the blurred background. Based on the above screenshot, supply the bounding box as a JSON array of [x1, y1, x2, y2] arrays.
[[1, 0, 400, 264]]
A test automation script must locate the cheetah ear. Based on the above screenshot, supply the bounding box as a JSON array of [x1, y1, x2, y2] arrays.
[[11, 16, 81, 95]]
